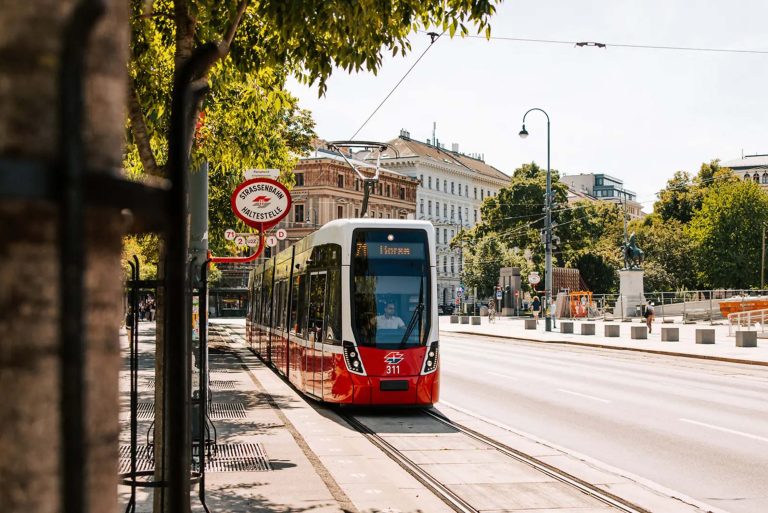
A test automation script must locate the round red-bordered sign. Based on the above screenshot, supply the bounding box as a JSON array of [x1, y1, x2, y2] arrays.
[[230, 178, 292, 229]]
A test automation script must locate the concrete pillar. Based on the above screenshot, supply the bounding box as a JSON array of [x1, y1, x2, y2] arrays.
[[604, 325, 620, 337], [560, 321, 574, 334], [661, 327, 679, 342], [525, 319, 537, 330], [631, 326, 647, 339], [735, 331, 757, 347], [450, 315, 459, 324], [695, 329, 715, 344], [471, 316, 481, 325], [460, 316, 470, 324], [580, 323, 595, 335]]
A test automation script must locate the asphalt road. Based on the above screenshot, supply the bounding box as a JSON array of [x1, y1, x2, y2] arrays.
[[439, 332, 768, 513]]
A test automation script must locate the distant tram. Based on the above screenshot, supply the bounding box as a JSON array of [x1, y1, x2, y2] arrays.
[[246, 219, 439, 406]]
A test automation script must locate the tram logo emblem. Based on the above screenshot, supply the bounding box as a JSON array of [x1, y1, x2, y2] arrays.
[[252, 195, 272, 208], [384, 351, 404, 365]]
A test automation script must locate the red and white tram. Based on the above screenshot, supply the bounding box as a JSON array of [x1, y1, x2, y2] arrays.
[[246, 219, 439, 405]]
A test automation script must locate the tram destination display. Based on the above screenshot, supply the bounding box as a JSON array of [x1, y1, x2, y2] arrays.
[[355, 242, 425, 259]]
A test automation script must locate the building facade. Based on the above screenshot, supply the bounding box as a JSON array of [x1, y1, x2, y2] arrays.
[[560, 173, 644, 218], [375, 131, 510, 306], [269, 148, 419, 256], [722, 154, 768, 188]]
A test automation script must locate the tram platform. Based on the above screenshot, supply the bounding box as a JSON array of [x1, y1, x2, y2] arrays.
[[119, 319, 723, 513], [440, 315, 768, 365]]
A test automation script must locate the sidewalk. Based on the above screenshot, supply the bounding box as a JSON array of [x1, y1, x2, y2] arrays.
[[440, 315, 768, 365]]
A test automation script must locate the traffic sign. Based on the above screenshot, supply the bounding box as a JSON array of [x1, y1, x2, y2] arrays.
[[456, 289, 463, 299], [244, 168, 280, 180], [528, 272, 541, 285], [266, 235, 278, 247], [455, 298, 460, 305], [496, 291, 502, 300], [246, 234, 259, 247], [231, 178, 292, 229], [275, 228, 288, 240], [234, 235, 246, 246], [224, 228, 236, 241]]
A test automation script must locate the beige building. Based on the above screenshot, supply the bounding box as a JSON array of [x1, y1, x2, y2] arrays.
[[268, 148, 419, 255], [722, 154, 768, 188]]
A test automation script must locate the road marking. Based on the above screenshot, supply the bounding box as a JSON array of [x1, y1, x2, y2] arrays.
[[679, 418, 768, 443], [488, 371, 519, 380], [557, 388, 611, 403]]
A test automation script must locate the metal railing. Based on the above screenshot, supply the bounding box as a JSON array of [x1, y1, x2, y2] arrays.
[[727, 308, 768, 336]]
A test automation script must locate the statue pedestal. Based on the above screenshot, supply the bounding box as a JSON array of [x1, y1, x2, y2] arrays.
[[615, 269, 645, 318]]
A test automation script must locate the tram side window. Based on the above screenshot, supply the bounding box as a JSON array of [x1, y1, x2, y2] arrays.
[[308, 273, 327, 343], [262, 268, 273, 326], [291, 273, 307, 337], [325, 269, 341, 345]]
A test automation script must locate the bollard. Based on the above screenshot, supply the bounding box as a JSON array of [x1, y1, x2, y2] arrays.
[[524, 319, 537, 330], [471, 316, 481, 325], [604, 325, 620, 337], [450, 315, 459, 324], [580, 323, 595, 335], [460, 316, 470, 324], [661, 327, 679, 342], [735, 331, 757, 347], [695, 328, 715, 344], [560, 321, 574, 334], [631, 326, 647, 339]]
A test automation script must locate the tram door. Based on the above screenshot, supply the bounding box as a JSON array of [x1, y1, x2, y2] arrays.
[[306, 271, 327, 397]]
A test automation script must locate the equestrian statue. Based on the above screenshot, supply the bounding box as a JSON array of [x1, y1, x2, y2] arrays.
[[622, 232, 644, 270]]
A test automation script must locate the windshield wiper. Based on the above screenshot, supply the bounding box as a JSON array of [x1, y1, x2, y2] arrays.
[[400, 277, 425, 346]]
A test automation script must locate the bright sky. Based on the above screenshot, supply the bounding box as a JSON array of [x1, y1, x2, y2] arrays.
[[287, 1, 768, 211]]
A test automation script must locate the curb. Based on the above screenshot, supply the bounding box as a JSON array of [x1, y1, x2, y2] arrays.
[[443, 329, 768, 367]]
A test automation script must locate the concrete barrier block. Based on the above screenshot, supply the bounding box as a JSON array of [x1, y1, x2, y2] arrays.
[[470, 316, 481, 325], [450, 315, 459, 324], [661, 327, 679, 342], [460, 316, 470, 325], [604, 325, 620, 337], [560, 321, 574, 334], [580, 323, 596, 335], [735, 331, 757, 347], [631, 326, 647, 339], [524, 319, 537, 330], [695, 328, 715, 344]]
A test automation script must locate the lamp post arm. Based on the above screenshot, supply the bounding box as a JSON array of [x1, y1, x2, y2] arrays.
[[521, 108, 550, 125]]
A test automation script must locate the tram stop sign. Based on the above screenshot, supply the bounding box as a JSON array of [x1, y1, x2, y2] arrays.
[[496, 290, 502, 300], [528, 272, 541, 285]]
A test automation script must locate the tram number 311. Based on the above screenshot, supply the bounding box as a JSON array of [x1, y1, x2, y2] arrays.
[[386, 365, 401, 375]]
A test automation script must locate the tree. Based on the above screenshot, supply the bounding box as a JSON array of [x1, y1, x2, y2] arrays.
[[0, 1, 128, 512], [688, 180, 768, 288], [631, 214, 697, 290], [654, 160, 738, 224]]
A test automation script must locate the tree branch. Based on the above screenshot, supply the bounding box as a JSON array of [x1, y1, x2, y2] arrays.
[[128, 80, 162, 177]]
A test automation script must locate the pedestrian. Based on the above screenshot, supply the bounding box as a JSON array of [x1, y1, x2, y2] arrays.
[[532, 295, 541, 323], [645, 301, 655, 333], [488, 299, 496, 323]]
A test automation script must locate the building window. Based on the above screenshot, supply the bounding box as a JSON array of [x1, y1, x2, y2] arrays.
[[465, 185, 468, 197], [465, 207, 468, 222], [444, 179, 447, 191], [295, 172, 304, 186], [436, 180, 440, 191], [400, 187, 405, 200], [763, 173, 768, 184], [451, 182, 455, 194], [379, 183, 383, 195], [754, 174, 760, 183], [420, 174, 423, 185], [474, 187, 477, 199], [355, 179, 359, 191], [355, 208, 359, 218], [387, 213, 391, 218], [443, 256, 447, 273], [337, 174, 344, 188], [451, 205, 455, 220], [379, 212, 383, 218], [451, 257, 455, 273], [480, 189, 484, 200], [744, 174, 751, 181], [436, 230, 440, 244], [337, 205, 344, 219], [436, 202, 440, 218], [294, 204, 305, 223], [386, 184, 391, 197], [428, 200, 432, 215], [474, 209, 478, 223], [443, 228, 447, 243], [420, 199, 424, 214], [428, 176, 432, 189], [443, 203, 447, 218]]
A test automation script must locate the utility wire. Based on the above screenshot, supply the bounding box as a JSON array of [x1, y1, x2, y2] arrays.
[[350, 31, 444, 140], [461, 33, 768, 55]]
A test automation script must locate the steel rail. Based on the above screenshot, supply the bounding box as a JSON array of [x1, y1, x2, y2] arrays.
[[339, 413, 479, 513], [422, 410, 649, 513]]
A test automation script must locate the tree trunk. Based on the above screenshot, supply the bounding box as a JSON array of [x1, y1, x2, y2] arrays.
[[0, 1, 128, 512]]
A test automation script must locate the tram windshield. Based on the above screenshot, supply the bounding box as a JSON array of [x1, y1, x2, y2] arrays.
[[352, 229, 431, 348]]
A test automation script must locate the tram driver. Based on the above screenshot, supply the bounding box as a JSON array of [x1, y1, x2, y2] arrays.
[[376, 302, 406, 329]]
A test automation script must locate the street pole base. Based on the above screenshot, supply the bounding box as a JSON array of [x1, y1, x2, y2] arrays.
[[545, 317, 552, 332]]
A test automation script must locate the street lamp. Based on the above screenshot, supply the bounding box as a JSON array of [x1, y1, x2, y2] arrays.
[[519, 108, 553, 332]]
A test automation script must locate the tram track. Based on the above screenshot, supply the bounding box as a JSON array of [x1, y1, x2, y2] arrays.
[[339, 409, 649, 513]]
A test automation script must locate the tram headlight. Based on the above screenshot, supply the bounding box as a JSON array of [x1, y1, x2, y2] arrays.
[[422, 341, 439, 375], [343, 341, 367, 376]]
